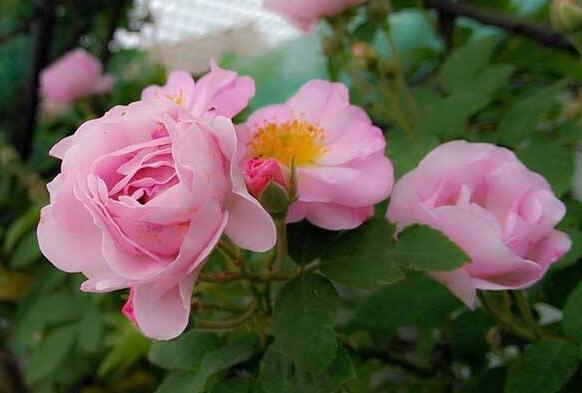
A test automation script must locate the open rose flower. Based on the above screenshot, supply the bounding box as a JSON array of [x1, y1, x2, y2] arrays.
[[265, 0, 366, 32], [238, 80, 393, 230], [37, 97, 276, 340], [40, 48, 114, 109], [141, 60, 254, 119], [387, 141, 571, 307]]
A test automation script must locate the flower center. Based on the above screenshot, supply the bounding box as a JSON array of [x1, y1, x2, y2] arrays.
[[166, 90, 185, 106], [248, 119, 326, 167]]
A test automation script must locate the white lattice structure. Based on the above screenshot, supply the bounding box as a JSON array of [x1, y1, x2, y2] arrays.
[[116, 0, 301, 72]]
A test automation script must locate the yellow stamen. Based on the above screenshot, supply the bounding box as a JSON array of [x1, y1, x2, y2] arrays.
[[166, 90, 185, 106], [248, 119, 326, 166]]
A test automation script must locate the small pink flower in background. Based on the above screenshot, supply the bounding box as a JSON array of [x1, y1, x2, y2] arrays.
[[238, 80, 393, 230], [244, 158, 288, 198], [264, 0, 366, 32], [141, 60, 255, 119], [387, 140, 571, 308], [122, 288, 137, 326], [40, 48, 114, 107], [38, 92, 276, 340]]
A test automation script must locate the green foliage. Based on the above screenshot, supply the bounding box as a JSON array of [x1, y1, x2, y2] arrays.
[[154, 335, 259, 393], [517, 137, 575, 196], [563, 282, 582, 338], [320, 219, 467, 289], [273, 273, 340, 372], [505, 340, 579, 393], [149, 331, 220, 371], [258, 345, 355, 393], [348, 273, 461, 336], [27, 324, 78, 383], [497, 82, 566, 146]]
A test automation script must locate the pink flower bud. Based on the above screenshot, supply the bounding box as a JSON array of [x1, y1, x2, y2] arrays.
[[244, 158, 288, 198], [40, 48, 114, 107], [121, 288, 137, 326]]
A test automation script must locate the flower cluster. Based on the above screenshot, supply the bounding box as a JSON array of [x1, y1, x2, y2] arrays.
[[38, 60, 570, 340]]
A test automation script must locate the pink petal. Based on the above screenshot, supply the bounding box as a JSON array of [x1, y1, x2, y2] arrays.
[[133, 272, 197, 340], [303, 202, 373, 230], [430, 269, 477, 309]]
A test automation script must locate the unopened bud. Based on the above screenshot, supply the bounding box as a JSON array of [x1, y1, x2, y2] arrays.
[[551, 0, 582, 34], [259, 180, 291, 216], [244, 158, 288, 198], [122, 288, 137, 326]]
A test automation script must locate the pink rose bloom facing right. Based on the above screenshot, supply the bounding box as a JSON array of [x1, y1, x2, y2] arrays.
[[40, 48, 114, 106], [387, 141, 571, 308], [265, 0, 366, 32]]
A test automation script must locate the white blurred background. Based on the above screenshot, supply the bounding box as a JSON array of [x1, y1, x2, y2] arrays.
[[116, 0, 301, 72]]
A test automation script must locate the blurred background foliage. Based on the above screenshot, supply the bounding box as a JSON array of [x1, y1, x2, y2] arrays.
[[1, 0, 582, 393]]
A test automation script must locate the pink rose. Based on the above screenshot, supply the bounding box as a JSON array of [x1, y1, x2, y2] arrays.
[[265, 0, 366, 32], [387, 141, 571, 307], [244, 158, 288, 198], [141, 60, 255, 119], [40, 48, 114, 107], [238, 80, 393, 230], [37, 98, 276, 340]]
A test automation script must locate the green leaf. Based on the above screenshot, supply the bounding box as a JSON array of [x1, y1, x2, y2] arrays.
[[3, 205, 40, 253], [149, 330, 219, 371], [349, 273, 461, 336], [497, 82, 565, 146], [563, 282, 582, 338], [273, 273, 340, 372], [287, 221, 339, 266], [98, 322, 151, 376], [385, 129, 439, 179], [78, 306, 105, 353], [505, 340, 578, 393], [460, 368, 506, 393], [320, 219, 404, 289], [439, 37, 498, 94], [320, 221, 467, 289], [517, 138, 575, 196], [392, 225, 469, 271], [258, 345, 355, 393], [9, 230, 41, 268], [154, 336, 259, 393], [210, 377, 255, 393], [27, 324, 78, 384], [450, 310, 493, 364]]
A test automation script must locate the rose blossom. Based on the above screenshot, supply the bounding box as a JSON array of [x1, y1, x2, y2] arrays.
[[141, 60, 254, 119], [37, 96, 276, 340], [40, 48, 114, 108], [238, 80, 393, 230], [387, 141, 571, 307], [264, 0, 366, 32], [244, 158, 288, 198]]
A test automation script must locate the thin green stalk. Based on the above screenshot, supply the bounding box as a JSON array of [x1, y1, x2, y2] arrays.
[[380, 21, 419, 122], [195, 299, 256, 330], [272, 219, 288, 272], [478, 291, 536, 342], [513, 291, 537, 329]]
